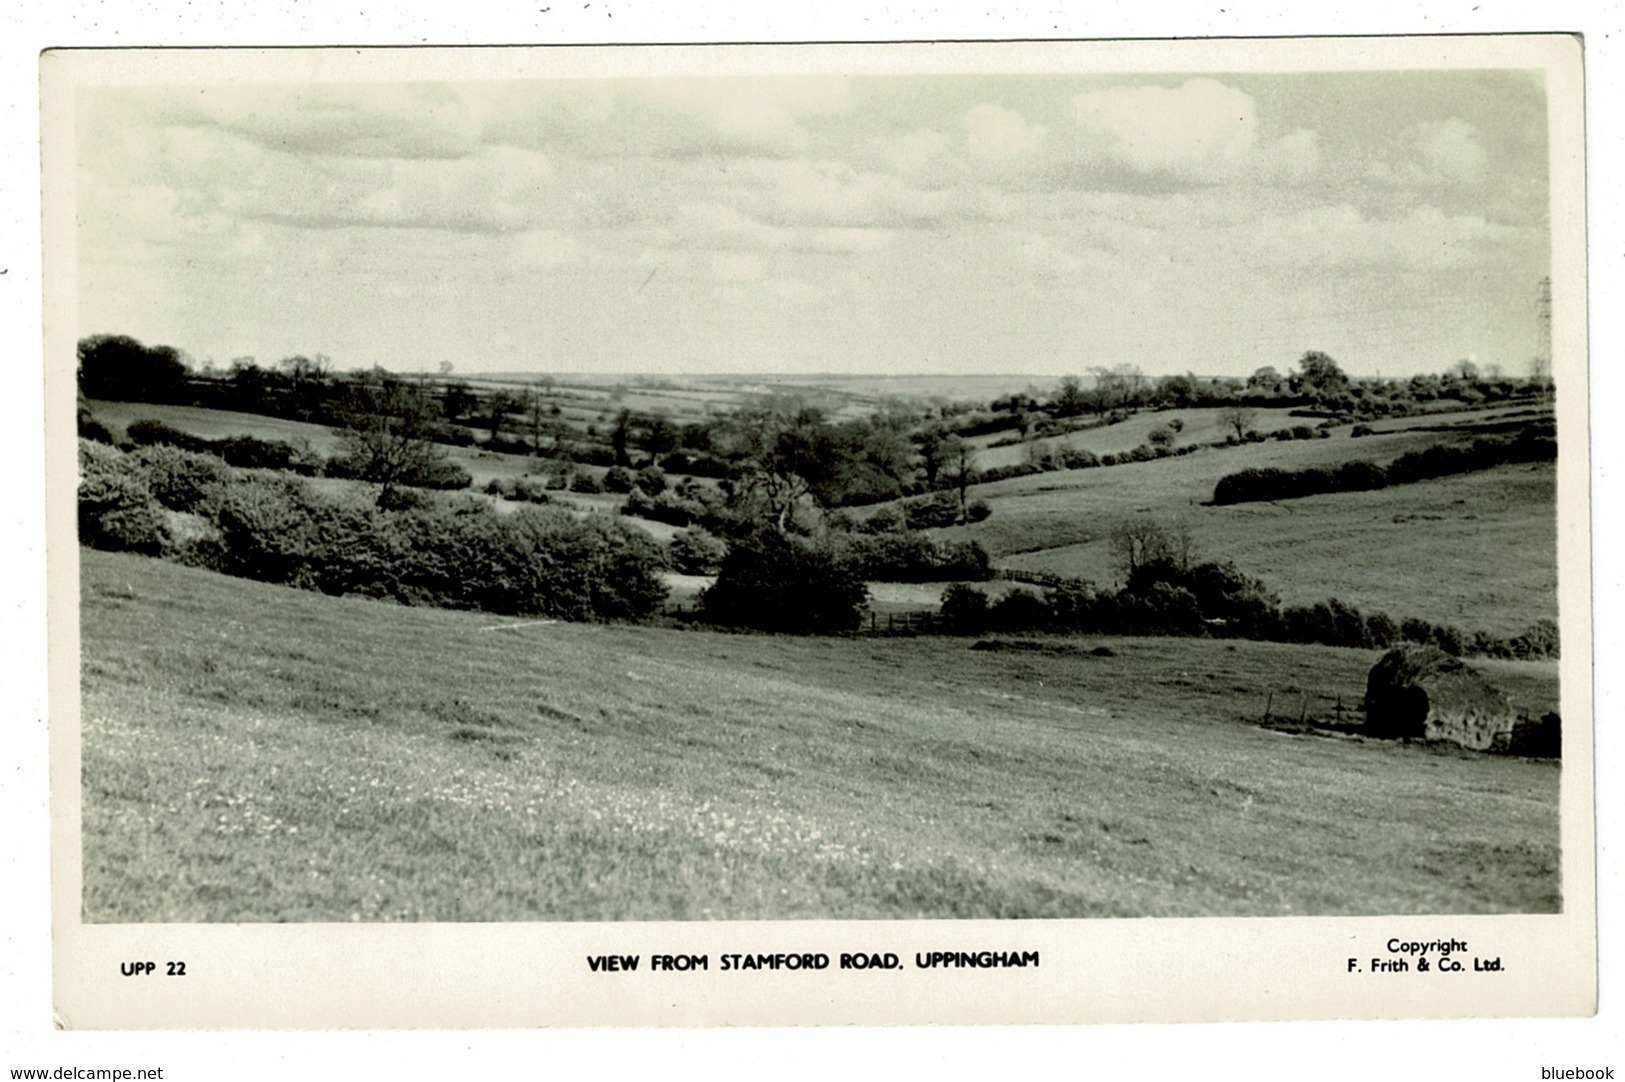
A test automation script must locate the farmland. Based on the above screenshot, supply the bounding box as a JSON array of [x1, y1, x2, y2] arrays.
[[926, 414, 1557, 636], [80, 548, 1560, 922], [86, 391, 1558, 636], [76, 353, 1565, 922]]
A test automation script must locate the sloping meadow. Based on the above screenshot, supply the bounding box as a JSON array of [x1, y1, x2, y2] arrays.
[[80, 549, 1560, 922]]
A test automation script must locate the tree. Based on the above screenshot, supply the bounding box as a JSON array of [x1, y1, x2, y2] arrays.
[[700, 527, 867, 633], [913, 425, 951, 489], [1109, 516, 1194, 580], [1219, 403, 1258, 441], [721, 403, 842, 533], [943, 434, 978, 524], [278, 354, 332, 419], [77, 334, 189, 403], [1289, 351, 1350, 400], [1052, 374, 1090, 417], [441, 380, 476, 421], [332, 369, 456, 508]]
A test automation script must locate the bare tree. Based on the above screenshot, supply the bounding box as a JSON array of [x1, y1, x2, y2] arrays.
[[1219, 403, 1258, 441], [332, 369, 452, 508], [1109, 516, 1195, 579], [943, 434, 978, 524]]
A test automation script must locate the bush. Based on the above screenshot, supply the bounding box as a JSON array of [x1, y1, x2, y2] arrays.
[[840, 531, 992, 582], [1350, 423, 1375, 438], [1507, 618, 1560, 659], [157, 508, 227, 570], [1057, 446, 1101, 470], [215, 435, 323, 475], [858, 505, 906, 534], [939, 583, 990, 634], [701, 529, 867, 633], [130, 444, 234, 512], [989, 588, 1051, 633], [1279, 598, 1368, 647], [209, 475, 668, 618], [669, 527, 727, 575], [965, 499, 993, 523], [124, 418, 210, 453], [570, 471, 605, 494], [635, 466, 668, 496], [901, 491, 961, 530], [77, 440, 163, 554], [603, 465, 638, 493]]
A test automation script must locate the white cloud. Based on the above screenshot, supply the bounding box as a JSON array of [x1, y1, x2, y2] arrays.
[[1414, 118, 1490, 183], [1216, 203, 1522, 271], [711, 252, 765, 282], [1367, 118, 1490, 188], [1072, 78, 1258, 181], [189, 84, 485, 160], [668, 201, 895, 255], [1066, 78, 1318, 188], [962, 104, 1047, 161]]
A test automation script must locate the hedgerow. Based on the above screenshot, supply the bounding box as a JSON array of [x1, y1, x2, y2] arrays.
[[940, 557, 1556, 660], [78, 440, 668, 622], [1212, 429, 1556, 505]]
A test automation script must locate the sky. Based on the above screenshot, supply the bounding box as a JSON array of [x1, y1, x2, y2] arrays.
[[74, 67, 1552, 379]]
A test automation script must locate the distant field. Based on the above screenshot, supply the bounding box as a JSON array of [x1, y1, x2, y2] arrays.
[[995, 463, 1556, 636], [970, 402, 1541, 470], [87, 400, 346, 455], [925, 411, 1557, 636], [969, 406, 1305, 468], [80, 549, 1560, 922], [87, 398, 619, 494]]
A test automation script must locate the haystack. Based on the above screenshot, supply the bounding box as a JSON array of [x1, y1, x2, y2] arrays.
[[1363, 644, 1524, 751]]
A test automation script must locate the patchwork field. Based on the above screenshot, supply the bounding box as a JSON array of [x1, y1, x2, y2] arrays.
[[927, 412, 1557, 636], [78, 549, 1561, 922], [87, 398, 631, 508]]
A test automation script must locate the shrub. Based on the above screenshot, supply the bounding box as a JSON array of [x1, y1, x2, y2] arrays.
[[1508, 618, 1560, 659], [124, 419, 210, 453], [210, 474, 373, 591], [1363, 610, 1400, 648], [939, 582, 990, 634], [965, 499, 993, 523], [1277, 599, 1368, 647], [602, 465, 638, 493], [77, 440, 163, 554], [989, 588, 1051, 633], [1350, 423, 1375, 438], [701, 529, 867, 633], [130, 444, 234, 512], [840, 532, 992, 582], [1057, 446, 1101, 470], [216, 435, 323, 475], [858, 505, 906, 534], [669, 527, 727, 576], [635, 465, 668, 496], [902, 491, 961, 530], [570, 471, 605, 494], [157, 509, 227, 570]]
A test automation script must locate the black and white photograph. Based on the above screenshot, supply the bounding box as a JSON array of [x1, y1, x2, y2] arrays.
[[40, 34, 1596, 1032]]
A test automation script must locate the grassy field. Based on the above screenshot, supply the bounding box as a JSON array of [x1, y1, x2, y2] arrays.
[[929, 414, 1556, 636], [79, 549, 1560, 922], [87, 398, 641, 513]]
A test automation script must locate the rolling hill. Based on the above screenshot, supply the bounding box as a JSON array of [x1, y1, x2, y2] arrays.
[[78, 548, 1561, 922]]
